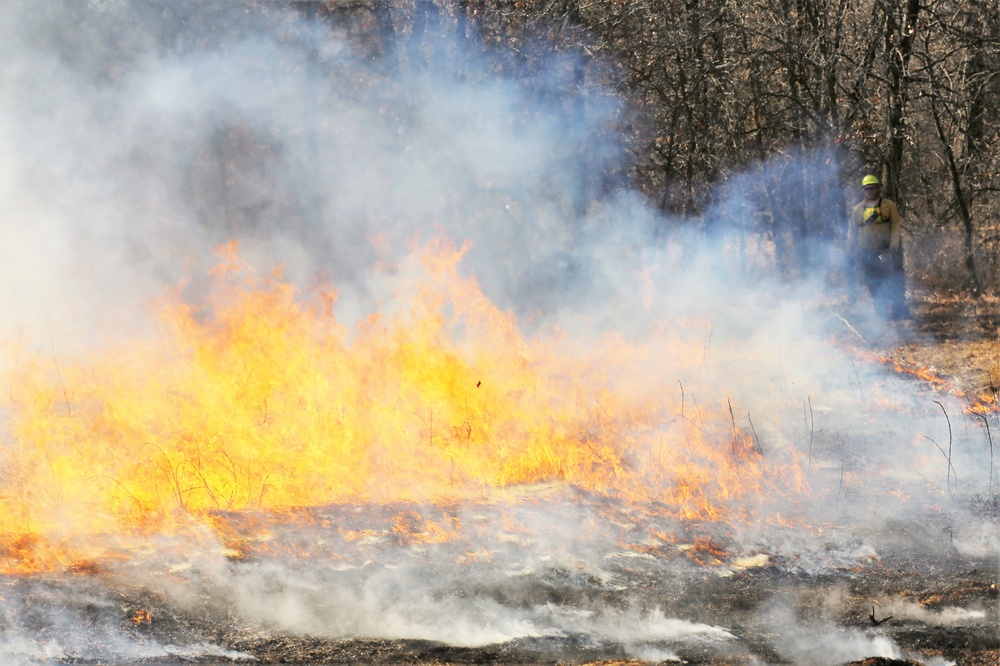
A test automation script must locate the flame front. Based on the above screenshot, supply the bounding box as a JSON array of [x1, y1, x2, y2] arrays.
[[873, 353, 998, 415], [0, 240, 803, 573]]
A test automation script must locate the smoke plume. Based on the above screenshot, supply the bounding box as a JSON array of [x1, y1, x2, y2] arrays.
[[0, 2, 996, 665]]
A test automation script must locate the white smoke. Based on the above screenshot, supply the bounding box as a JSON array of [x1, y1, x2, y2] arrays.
[[0, 1, 633, 343], [763, 599, 959, 666], [882, 600, 987, 626], [0, 573, 252, 664], [0, 1, 996, 664]]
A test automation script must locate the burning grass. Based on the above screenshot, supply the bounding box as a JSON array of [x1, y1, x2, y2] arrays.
[[0, 242, 998, 665], [0, 240, 813, 575]]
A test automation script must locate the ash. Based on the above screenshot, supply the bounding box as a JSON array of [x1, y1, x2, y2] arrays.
[[1, 492, 997, 666]]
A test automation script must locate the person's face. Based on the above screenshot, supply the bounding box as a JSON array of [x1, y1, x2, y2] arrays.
[[863, 184, 880, 199]]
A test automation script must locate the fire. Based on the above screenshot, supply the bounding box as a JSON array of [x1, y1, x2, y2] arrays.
[[130, 609, 152, 625], [0, 239, 806, 573], [873, 353, 998, 415], [391, 509, 461, 545], [678, 536, 729, 566]]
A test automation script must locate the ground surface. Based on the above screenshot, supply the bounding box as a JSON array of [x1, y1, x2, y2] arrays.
[[824, 289, 999, 420], [8, 292, 1000, 666], [196, 292, 1000, 665], [24, 515, 996, 666], [878, 293, 998, 404]]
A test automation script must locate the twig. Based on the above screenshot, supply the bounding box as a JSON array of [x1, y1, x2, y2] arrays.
[[747, 412, 764, 458], [146, 440, 188, 509], [807, 396, 815, 472], [581, 434, 633, 471], [727, 397, 737, 456], [922, 434, 957, 497], [932, 400, 956, 494], [829, 309, 870, 348], [869, 606, 893, 626], [105, 475, 149, 516], [48, 334, 72, 416], [837, 456, 845, 502], [915, 470, 948, 495], [679, 380, 685, 420], [849, 360, 867, 405], [972, 411, 994, 495], [257, 473, 272, 509]]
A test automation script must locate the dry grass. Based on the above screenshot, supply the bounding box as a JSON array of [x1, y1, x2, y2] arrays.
[[890, 291, 1000, 402]]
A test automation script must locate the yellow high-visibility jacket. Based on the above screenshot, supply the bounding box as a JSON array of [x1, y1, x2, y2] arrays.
[[847, 197, 902, 253]]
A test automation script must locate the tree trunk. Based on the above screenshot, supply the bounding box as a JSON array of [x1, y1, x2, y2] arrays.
[[883, 0, 920, 203]]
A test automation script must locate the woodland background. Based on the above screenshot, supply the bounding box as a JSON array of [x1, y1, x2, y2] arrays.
[[51, 0, 1000, 298], [305, 0, 999, 297]]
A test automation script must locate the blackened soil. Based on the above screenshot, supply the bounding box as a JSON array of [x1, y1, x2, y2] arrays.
[[22, 522, 997, 666]]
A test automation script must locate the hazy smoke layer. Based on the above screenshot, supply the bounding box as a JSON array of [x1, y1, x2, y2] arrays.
[[0, 0, 631, 343], [0, 2, 995, 665]]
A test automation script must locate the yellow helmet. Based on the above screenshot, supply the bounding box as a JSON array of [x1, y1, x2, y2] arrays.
[[862, 174, 881, 187]]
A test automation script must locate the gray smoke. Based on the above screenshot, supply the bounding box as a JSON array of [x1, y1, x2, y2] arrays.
[[0, 0, 632, 348], [0, 2, 996, 665]]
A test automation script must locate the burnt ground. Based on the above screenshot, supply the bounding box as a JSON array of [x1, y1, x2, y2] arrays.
[[222, 553, 1000, 666], [859, 291, 999, 404], [4, 290, 999, 666], [4, 492, 998, 666]]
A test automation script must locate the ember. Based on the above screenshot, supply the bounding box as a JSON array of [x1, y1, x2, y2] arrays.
[[130, 609, 151, 625]]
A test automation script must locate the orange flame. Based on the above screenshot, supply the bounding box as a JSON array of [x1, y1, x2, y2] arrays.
[[0, 239, 806, 573], [130, 609, 152, 625], [871, 352, 998, 415]]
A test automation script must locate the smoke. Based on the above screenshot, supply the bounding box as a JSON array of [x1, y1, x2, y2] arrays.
[[762, 598, 959, 666], [0, 0, 936, 367], [0, 572, 251, 664], [97, 519, 739, 659], [882, 600, 987, 626], [0, 0, 631, 348], [0, 1, 996, 664]]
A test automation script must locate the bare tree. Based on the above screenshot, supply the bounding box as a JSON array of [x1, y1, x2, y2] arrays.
[[910, 0, 1000, 294]]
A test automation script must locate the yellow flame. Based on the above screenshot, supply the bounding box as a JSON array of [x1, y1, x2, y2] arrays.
[[0, 239, 805, 573]]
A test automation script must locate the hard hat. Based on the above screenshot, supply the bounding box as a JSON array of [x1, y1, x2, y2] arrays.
[[862, 174, 881, 187]]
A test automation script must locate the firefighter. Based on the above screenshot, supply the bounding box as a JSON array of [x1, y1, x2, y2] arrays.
[[846, 174, 910, 320]]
